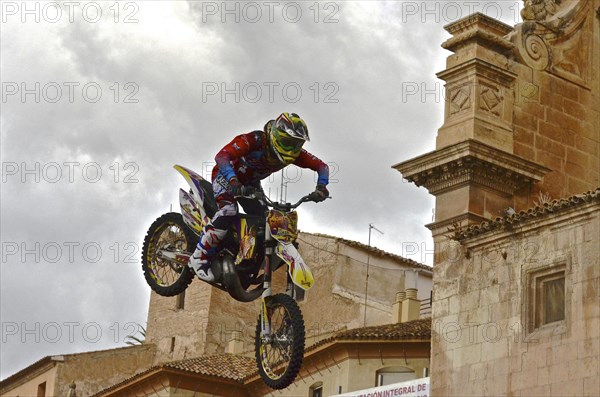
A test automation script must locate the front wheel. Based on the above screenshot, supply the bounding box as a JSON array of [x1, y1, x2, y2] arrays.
[[255, 294, 305, 389], [142, 212, 196, 297]]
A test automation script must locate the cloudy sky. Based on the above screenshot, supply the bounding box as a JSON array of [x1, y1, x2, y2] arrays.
[[0, 0, 524, 379]]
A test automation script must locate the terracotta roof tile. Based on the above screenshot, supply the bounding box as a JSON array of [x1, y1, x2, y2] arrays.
[[93, 354, 256, 396], [452, 188, 600, 241], [307, 318, 431, 352], [165, 353, 256, 382]]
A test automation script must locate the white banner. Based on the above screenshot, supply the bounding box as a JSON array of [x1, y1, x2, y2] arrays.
[[333, 377, 430, 397]]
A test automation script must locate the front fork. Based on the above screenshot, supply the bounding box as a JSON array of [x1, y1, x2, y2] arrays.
[[259, 233, 296, 340], [260, 252, 273, 339]]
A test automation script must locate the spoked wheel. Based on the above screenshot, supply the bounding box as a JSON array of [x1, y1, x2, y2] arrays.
[[142, 212, 196, 297], [255, 294, 305, 389]]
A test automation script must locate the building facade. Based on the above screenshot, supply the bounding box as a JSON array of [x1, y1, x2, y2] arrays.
[[93, 318, 431, 397], [395, 0, 599, 395]]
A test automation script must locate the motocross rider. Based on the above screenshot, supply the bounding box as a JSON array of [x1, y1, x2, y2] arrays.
[[189, 112, 330, 282]]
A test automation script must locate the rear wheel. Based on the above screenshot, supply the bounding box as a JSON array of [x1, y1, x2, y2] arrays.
[[142, 212, 196, 297], [255, 294, 305, 389]]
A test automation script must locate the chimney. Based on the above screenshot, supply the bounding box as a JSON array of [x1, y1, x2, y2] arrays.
[[392, 291, 406, 323], [401, 288, 421, 323], [392, 289, 421, 323], [226, 331, 244, 354]]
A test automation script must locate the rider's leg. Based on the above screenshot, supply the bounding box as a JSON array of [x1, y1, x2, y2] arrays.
[[189, 176, 238, 282]]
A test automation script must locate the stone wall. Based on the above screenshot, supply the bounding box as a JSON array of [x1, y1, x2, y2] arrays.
[[145, 279, 215, 362], [430, 201, 599, 396], [510, 0, 600, 206], [55, 345, 156, 397]]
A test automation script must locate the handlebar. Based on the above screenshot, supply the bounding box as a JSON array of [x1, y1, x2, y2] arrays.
[[247, 192, 330, 212]]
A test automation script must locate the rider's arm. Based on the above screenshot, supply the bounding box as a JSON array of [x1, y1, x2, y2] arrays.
[[293, 150, 329, 186], [215, 131, 263, 182]]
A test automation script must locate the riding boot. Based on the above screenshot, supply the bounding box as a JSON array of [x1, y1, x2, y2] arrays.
[[188, 223, 227, 282]]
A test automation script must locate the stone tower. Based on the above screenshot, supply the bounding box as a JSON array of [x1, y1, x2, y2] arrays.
[[145, 273, 263, 363]]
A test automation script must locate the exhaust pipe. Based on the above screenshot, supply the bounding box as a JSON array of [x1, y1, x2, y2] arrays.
[[221, 254, 264, 302]]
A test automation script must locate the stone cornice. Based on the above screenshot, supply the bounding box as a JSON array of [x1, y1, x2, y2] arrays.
[[442, 29, 514, 52], [425, 212, 489, 234], [393, 140, 551, 196], [442, 12, 514, 53], [436, 58, 517, 84], [444, 12, 514, 36], [452, 190, 600, 248]]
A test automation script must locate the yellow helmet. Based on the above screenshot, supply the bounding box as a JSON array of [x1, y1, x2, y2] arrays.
[[268, 112, 310, 164]]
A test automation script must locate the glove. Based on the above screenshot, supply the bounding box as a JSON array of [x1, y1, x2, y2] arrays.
[[310, 184, 329, 202], [229, 177, 255, 197]]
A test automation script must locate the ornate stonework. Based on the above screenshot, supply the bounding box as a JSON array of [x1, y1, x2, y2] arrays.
[[521, 0, 562, 22], [448, 85, 471, 116], [393, 140, 550, 196], [436, 14, 517, 152], [512, 0, 592, 87], [479, 86, 503, 116]]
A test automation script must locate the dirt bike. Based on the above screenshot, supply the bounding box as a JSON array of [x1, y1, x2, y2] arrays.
[[141, 165, 328, 389]]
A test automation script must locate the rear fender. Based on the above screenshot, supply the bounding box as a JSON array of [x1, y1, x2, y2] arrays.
[[174, 165, 208, 204], [276, 243, 314, 290]]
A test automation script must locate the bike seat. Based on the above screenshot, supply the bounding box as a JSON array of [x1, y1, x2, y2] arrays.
[[198, 179, 218, 218]]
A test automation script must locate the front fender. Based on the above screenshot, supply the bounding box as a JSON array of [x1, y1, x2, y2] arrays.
[[276, 243, 314, 290]]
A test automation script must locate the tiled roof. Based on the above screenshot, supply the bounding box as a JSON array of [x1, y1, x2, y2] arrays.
[[95, 320, 431, 395], [165, 353, 256, 382], [307, 318, 431, 352], [300, 232, 433, 272], [93, 353, 256, 396], [453, 188, 600, 241]]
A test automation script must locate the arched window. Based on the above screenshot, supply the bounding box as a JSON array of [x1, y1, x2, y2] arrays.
[[375, 366, 416, 386], [309, 381, 323, 397]]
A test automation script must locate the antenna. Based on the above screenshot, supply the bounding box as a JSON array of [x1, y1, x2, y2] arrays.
[[363, 223, 384, 327], [279, 170, 289, 203], [279, 170, 284, 202]]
